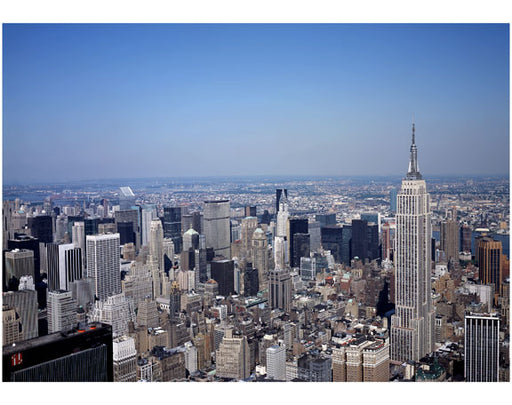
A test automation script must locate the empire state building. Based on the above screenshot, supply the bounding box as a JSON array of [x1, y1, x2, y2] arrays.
[[390, 124, 435, 363]]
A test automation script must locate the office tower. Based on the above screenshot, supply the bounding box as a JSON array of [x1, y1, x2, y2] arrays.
[[115, 209, 140, 245], [342, 336, 390, 382], [121, 262, 153, 308], [390, 187, 398, 213], [149, 218, 164, 271], [47, 290, 77, 333], [117, 221, 136, 246], [195, 247, 208, 283], [391, 124, 434, 363], [28, 215, 53, 244], [136, 297, 160, 329], [141, 205, 157, 247], [251, 228, 268, 288], [276, 201, 289, 238], [465, 313, 500, 382], [3, 290, 39, 340], [460, 225, 472, 253], [340, 225, 352, 265], [113, 336, 137, 382], [163, 206, 183, 253], [361, 212, 381, 232], [86, 233, 121, 301], [381, 223, 391, 261], [181, 211, 202, 235], [55, 214, 68, 243], [351, 219, 369, 262], [203, 200, 230, 259], [307, 220, 321, 252], [288, 218, 308, 268], [367, 223, 380, 261], [477, 237, 502, 286], [276, 188, 288, 214], [273, 236, 287, 270], [240, 216, 258, 257], [45, 242, 61, 291], [163, 238, 175, 270], [84, 218, 99, 236], [261, 209, 271, 225], [183, 227, 200, 252], [89, 292, 135, 338], [119, 186, 136, 210], [210, 259, 235, 297], [321, 226, 343, 263], [292, 233, 310, 269], [245, 206, 257, 217], [169, 281, 181, 320], [98, 222, 116, 234], [315, 213, 336, 227], [243, 262, 259, 296], [71, 221, 86, 268], [183, 341, 198, 374], [3, 305, 24, 345], [55, 243, 83, 291], [440, 219, 459, 261], [3, 249, 35, 290], [300, 257, 317, 280], [215, 328, 250, 380], [267, 343, 286, 381], [8, 234, 41, 280], [268, 268, 292, 312], [2, 322, 113, 382]]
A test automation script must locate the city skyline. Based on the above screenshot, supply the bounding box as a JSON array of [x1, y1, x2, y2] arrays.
[[3, 23, 510, 184]]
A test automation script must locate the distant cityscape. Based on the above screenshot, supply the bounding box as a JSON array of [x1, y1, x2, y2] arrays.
[[2, 129, 509, 382]]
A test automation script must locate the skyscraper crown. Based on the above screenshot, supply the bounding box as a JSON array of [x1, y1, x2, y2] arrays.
[[406, 123, 422, 180]]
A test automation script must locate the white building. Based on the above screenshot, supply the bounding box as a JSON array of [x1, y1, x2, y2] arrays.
[[89, 292, 135, 338], [266, 343, 286, 381], [390, 124, 435, 363], [141, 205, 157, 247], [113, 335, 137, 382], [149, 218, 164, 271], [86, 233, 121, 301], [47, 290, 77, 334]]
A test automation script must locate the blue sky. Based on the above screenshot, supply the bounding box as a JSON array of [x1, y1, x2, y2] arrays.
[[2, 23, 509, 183]]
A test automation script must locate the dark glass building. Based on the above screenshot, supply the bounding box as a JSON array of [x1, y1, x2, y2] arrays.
[[341, 225, 352, 265], [28, 216, 52, 244], [288, 218, 308, 268], [243, 262, 259, 297], [292, 233, 310, 269], [163, 207, 182, 253], [351, 219, 368, 262], [3, 322, 113, 382], [210, 259, 235, 297], [321, 226, 343, 263], [316, 213, 336, 228]]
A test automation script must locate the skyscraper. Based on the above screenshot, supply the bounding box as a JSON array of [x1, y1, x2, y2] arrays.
[[203, 200, 231, 259], [477, 237, 502, 286], [391, 124, 434, 363], [163, 206, 183, 253], [3, 322, 113, 382], [268, 268, 292, 312], [276, 188, 288, 214], [266, 343, 286, 381], [440, 219, 459, 261], [86, 233, 121, 301], [141, 205, 157, 247], [288, 218, 308, 268], [47, 290, 77, 334], [464, 313, 500, 382], [149, 218, 164, 271], [3, 249, 34, 290]]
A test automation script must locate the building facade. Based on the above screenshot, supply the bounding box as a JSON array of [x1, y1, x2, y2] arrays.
[[391, 124, 434, 363]]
